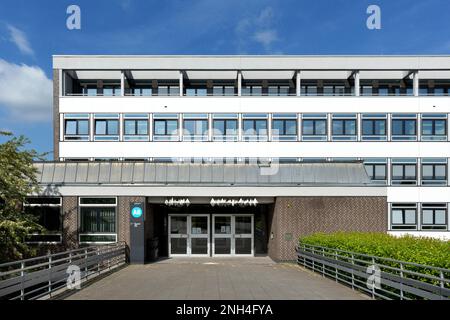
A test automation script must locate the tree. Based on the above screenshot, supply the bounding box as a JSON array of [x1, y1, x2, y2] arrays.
[[0, 131, 45, 262]]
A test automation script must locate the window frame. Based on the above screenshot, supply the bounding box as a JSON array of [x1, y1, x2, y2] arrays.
[[272, 114, 298, 141], [391, 160, 417, 185], [64, 115, 90, 141], [391, 115, 418, 141], [420, 204, 448, 230], [212, 114, 238, 141], [361, 114, 387, 141], [123, 115, 149, 141], [242, 114, 268, 141], [78, 197, 117, 244], [153, 114, 180, 141], [390, 203, 418, 230], [331, 114, 357, 141], [301, 114, 328, 141], [421, 115, 447, 141], [23, 197, 62, 244]]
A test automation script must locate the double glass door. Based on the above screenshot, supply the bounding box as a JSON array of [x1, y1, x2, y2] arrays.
[[168, 214, 254, 257], [212, 214, 254, 256], [169, 214, 210, 256]]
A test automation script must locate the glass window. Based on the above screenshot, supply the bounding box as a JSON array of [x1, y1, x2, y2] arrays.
[[243, 120, 267, 139], [153, 119, 179, 140], [391, 204, 417, 230], [95, 119, 119, 135], [332, 118, 356, 140], [421, 163, 447, 185], [392, 119, 417, 140], [24, 197, 62, 243], [183, 119, 208, 140], [302, 118, 327, 140], [392, 163, 417, 185], [64, 119, 89, 140], [421, 119, 447, 140], [124, 119, 148, 136], [421, 204, 447, 230], [213, 119, 238, 140], [364, 163, 387, 182], [272, 119, 297, 141], [79, 197, 117, 243], [362, 117, 386, 141]]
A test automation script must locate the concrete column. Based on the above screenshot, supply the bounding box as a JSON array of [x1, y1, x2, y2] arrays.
[[179, 71, 184, 96], [237, 71, 242, 96], [296, 70, 301, 96], [354, 71, 360, 97], [59, 70, 64, 97], [413, 71, 419, 96], [120, 71, 125, 96]]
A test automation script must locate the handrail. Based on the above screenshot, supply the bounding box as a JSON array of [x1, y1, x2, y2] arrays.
[[0, 242, 127, 300], [296, 242, 450, 300]]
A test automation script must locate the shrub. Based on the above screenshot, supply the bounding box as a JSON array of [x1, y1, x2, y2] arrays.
[[299, 232, 450, 270]]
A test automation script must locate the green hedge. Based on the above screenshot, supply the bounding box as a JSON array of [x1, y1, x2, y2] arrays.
[[299, 232, 450, 270]]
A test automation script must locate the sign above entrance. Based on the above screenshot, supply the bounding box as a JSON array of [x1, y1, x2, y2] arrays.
[[164, 198, 191, 207], [210, 198, 258, 207]]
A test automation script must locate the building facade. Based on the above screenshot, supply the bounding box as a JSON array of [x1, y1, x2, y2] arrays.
[[27, 56, 450, 262]]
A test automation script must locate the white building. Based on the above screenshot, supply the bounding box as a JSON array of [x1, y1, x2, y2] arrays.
[[28, 55, 450, 262]]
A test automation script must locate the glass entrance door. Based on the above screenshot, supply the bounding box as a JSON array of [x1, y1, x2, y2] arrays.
[[169, 215, 209, 257], [212, 214, 254, 256]]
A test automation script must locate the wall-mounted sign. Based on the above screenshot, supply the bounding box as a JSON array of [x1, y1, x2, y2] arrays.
[[164, 198, 190, 207], [210, 198, 258, 207], [131, 206, 143, 219]]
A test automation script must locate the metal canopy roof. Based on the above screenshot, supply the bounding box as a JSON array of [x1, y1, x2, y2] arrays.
[[34, 162, 373, 186]]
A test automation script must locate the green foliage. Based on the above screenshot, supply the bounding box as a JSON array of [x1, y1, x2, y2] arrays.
[[0, 220, 41, 263], [299, 232, 450, 269], [0, 131, 46, 263]]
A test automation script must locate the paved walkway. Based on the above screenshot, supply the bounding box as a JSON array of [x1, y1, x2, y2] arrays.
[[65, 257, 368, 300]]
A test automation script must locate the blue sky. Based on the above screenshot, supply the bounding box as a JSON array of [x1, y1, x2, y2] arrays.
[[1, 0, 450, 157]]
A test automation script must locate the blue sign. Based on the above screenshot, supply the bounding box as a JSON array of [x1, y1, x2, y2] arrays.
[[131, 206, 143, 219]]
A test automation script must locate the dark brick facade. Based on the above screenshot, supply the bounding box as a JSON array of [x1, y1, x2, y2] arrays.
[[267, 196, 388, 261], [62, 196, 78, 249]]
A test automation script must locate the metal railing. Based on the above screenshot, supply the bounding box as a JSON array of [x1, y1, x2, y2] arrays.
[[297, 243, 450, 300], [0, 242, 127, 300]]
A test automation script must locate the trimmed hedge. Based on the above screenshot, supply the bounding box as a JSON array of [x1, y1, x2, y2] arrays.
[[299, 232, 450, 270]]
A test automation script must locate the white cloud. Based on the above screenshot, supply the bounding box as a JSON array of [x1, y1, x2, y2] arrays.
[[6, 24, 34, 55], [253, 30, 278, 47], [0, 59, 52, 122], [234, 6, 279, 52]]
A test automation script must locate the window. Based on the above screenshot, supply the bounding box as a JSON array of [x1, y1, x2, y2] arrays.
[[301, 85, 317, 96], [79, 197, 117, 243], [24, 197, 62, 243], [132, 87, 152, 96], [213, 86, 235, 96], [391, 204, 417, 230], [64, 114, 89, 141], [421, 204, 447, 230], [83, 85, 97, 96], [361, 114, 387, 141], [242, 114, 268, 141], [102, 85, 121, 96], [272, 114, 297, 141], [421, 114, 447, 141], [363, 158, 387, 184], [212, 114, 238, 141], [421, 159, 447, 185], [302, 114, 327, 141], [94, 114, 119, 141], [392, 114, 417, 141], [185, 87, 207, 96], [242, 86, 262, 96], [153, 114, 179, 141], [332, 114, 357, 141], [183, 114, 209, 141], [123, 114, 149, 141], [268, 86, 290, 96], [391, 159, 417, 185], [158, 86, 179, 96]]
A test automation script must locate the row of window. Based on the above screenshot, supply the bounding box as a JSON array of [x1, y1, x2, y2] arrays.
[[23, 197, 117, 243], [70, 83, 450, 97], [390, 203, 448, 230], [63, 113, 449, 142]]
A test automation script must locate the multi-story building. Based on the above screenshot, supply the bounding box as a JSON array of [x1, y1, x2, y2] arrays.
[[28, 55, 450, 262]]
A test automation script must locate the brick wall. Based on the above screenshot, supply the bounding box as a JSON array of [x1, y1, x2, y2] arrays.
[[268, 196, 388, 261], [62, 196, 78, 249]]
